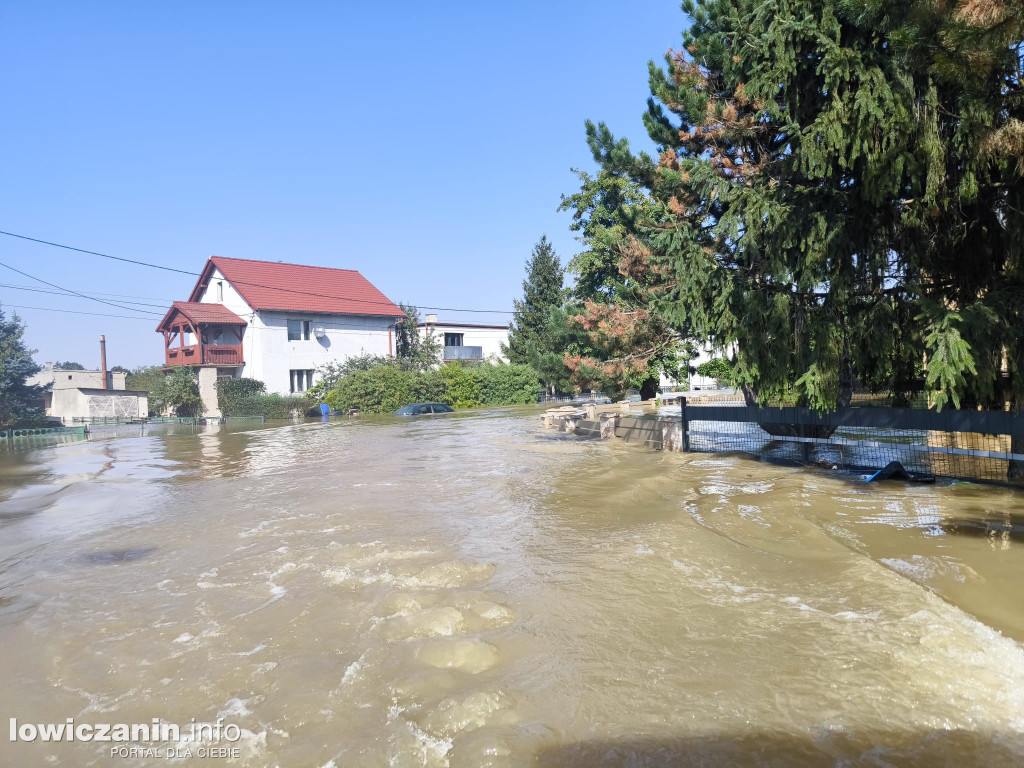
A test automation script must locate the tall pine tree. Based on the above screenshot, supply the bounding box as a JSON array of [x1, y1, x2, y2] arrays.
[[559, 169, 692, 399], [503, 236, 564, 366], [581, 0, 1023, 415]]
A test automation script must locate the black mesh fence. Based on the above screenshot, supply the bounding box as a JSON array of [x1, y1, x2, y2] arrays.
[[678, 397, 1024, 483]]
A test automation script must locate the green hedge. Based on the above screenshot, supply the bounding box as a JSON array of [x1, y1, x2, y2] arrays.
[[227, 393, 312, 418], [216, 377, 311, 417], [324, 362, 541, 414]]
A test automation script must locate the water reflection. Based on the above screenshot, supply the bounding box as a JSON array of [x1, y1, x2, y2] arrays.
[[941, 512, 1024, 546], [77, 546, 159, 565]]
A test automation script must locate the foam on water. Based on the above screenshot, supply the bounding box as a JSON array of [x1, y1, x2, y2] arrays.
[[417, 639, 500, 674]]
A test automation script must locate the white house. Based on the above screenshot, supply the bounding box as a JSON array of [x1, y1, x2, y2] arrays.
[[157, 256, 404, 413], [417, 314, 509, 363], [659, 343, 734, 392]]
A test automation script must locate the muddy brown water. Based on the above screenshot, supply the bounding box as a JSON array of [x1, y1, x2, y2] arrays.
[[1, 408, 1023, 766]]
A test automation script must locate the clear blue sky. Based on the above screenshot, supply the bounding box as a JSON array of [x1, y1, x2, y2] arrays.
[[0, 0, 682, 368]]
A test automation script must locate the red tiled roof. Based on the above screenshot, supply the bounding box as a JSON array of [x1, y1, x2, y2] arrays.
[[156, 301, 246, 332], [189, 256, 404, 318]]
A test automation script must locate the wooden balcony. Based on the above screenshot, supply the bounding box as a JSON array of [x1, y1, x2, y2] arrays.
[[165, 344, 244, 367]]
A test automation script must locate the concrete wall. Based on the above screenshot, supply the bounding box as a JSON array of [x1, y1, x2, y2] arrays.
[[49, 388, 148, 421], [29, 366, 128, 392], [543, 410, 685, 453], [418, 324, 509, 363], [194, 268, 396, 395]]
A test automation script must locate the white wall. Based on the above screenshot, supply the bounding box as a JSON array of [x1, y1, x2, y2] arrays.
[[49, 389, 147, 421], [418, 325, 509, 363], [249, 311, 394, 394], [192, 268, 396, 394], [659, 344, 727, 391]]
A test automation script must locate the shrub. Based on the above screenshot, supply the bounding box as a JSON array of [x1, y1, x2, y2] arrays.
[[216, 377, 266, 413], [153, 366, 202, 416], [226, 393, 311, 418], [325, 364, 415, 414], [324, 361, 544, 413], [436, 363, 481, 409], [215, 377, 310, 417], [411, 370, 446, 404], [696, 357, 733, 383], [472, 363, 541, 405], [308, 355, 391, 401]]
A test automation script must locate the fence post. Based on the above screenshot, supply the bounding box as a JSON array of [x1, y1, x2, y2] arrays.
[[680, 396, 689, 452]]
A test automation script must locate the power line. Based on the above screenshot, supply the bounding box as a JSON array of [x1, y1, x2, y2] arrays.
[[0, 303, 155, 320], [0, 282, 170, 309], [0, 229, 515, 315], [0, 281, 175, 302], [0, 230, 195, 276], [0, 260, 162, 317]]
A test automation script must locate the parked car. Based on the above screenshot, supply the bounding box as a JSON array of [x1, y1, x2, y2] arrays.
[[394, 403, 455, 416]]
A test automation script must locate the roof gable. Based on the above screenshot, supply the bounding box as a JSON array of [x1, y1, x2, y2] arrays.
[[188, 256, 404, 317], [156, 302, 246, 332]]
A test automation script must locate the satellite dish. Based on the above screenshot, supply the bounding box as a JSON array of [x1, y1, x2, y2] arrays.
[[314, 326, 327, 339]]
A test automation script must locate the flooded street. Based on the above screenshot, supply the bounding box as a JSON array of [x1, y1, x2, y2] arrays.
[[1, 408, 1023, 767]]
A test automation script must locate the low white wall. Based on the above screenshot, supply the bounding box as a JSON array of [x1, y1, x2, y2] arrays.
[[49, 389, 148, 421]]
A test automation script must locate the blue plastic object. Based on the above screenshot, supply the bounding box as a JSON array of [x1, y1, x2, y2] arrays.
[[319, 403, 330, 416]]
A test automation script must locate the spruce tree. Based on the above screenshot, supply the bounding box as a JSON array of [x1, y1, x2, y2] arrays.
[[0, 305, 44, 426], [581, 0, 1023, 414], [559, 169, 691, 399], [503, 236, 564, 366]]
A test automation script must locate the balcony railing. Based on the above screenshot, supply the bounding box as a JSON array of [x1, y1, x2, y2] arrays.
[[443, 345, 483, 361], [166, 344, 244, 367], [203, 345, 245, 365]]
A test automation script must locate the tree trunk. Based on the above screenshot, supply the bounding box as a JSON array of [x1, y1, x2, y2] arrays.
[[751, 338, 852, 440], [837, 336, 855, 408]]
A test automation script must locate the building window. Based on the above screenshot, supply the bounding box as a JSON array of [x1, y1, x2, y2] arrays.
[[287, 319, 311, 341], [444, 332, 464, 347], [290, 369, 314, 393], [216, 281, 224, 302]]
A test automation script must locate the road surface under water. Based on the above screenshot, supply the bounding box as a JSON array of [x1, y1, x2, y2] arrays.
[[1, 408, 1023, 766]]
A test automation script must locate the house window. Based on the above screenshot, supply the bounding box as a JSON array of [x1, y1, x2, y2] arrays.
[[216, 281, 224, 302], [287, 319, 311, 341], [290, 369, 314, 393], [444, 332, 464, 347]]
